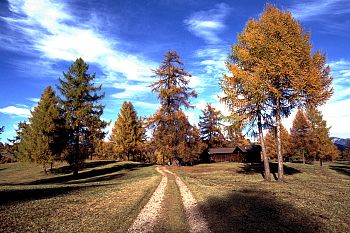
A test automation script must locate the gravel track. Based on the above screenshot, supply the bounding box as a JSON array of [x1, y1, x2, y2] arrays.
[[128, 166, 211, 233], [163, 168, 212, 233], [127, 167, 167, 233]]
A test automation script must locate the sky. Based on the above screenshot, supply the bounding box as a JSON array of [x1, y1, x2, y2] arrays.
[[0, 0, 349, 143]]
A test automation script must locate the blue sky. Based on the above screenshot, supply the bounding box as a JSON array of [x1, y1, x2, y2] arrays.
[[0, 0, 349, 143]]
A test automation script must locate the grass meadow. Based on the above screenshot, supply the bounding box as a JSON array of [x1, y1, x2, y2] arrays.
[[169, 161, 350, 233], [0, 161, 161, 232], [0, 160, 349, 232]]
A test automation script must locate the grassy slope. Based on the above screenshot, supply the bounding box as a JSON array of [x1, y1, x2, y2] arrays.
[[170, 162, 350, 233], [0, 161, 161, 233]]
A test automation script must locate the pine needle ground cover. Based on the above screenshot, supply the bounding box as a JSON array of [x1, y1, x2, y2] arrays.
[[169, 162, 350, 233], [0, 161, 161, 232]]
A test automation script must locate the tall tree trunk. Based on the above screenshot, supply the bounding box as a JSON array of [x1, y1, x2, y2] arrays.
[[276, 99, 284, 182], [258, 110, 271, 181], [320, 158, 323, 166], [73, 134, 80, 177], [302, 150, 305, 164]]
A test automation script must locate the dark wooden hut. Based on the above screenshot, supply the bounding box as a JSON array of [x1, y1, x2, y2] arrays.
[[208, 145, 261, 163]]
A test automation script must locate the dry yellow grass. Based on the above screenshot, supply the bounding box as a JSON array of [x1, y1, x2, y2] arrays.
[[169, 162, 350, 233], [0, 161, 161, 233]]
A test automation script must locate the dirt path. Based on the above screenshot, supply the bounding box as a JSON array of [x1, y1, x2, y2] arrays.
[[127, 167, 167, 233], [128, 166, 211, 233], [164, 168, 212, 233]]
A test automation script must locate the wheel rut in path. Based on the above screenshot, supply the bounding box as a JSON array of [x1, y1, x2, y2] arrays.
[[128, 166, 212, 233], [163, 167, 212, 233], [127, 167, 167, 233]]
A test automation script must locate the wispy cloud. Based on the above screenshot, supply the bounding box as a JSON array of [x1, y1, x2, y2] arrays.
[[133, 101, 160, 109], [3, 0, 156, 89], [289, 0, 350, 21], [110, 82, 151, 99], [184, 3, 231, 44], [27, 97, 40, 103], [328, 59, 350, 102], [0, 106, 31, 117]]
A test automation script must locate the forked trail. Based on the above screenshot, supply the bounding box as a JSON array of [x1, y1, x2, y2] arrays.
[[128, 166, 212, 233]]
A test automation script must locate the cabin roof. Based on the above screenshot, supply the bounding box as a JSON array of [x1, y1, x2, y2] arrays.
[[208, 145, 259, 155]]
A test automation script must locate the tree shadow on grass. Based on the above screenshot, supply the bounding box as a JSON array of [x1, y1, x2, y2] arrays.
[[50, 160, 117, 175], [199, 189, 325, 233], [0, 183, 110, 206], [329, 163, 350, 177], [24, 163, 151, 185], [238, 162, 301, 180]]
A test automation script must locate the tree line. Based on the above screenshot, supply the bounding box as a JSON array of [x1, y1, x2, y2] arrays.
[[0, 5, 343, 180]]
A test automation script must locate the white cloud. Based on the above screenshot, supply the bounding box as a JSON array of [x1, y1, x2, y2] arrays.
[[4, 0, 156, 94], [110, 82, 151, 99], [103, 121, 114, 142], [193, 46, 228, 78], [289, 0, 350, 20], [184, 3, 231, 44], [27, 98, 40, 103], [320, 98, 350, 138], [133, 101, 160, 110], [0, 106, 31, 117], [328, 59, 350, 102]]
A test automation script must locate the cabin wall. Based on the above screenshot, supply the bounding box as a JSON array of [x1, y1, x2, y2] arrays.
[[211, 153, 245, 162]]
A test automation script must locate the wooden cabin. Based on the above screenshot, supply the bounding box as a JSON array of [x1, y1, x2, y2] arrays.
[[208, 145, 261, 163]]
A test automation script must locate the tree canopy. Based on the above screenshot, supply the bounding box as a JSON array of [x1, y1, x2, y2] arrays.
[[222, 4, 333, 181], [149, 50, 201, 164], [198, 104, 225, 148], [110, 101, 144, 161], [57, 58, 107, 176], [17, 86, 65, 172]]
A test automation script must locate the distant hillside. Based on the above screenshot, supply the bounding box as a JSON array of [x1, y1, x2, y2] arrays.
[[331, 137, 350, 151]]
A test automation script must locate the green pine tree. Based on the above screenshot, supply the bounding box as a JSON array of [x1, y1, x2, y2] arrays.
[[30, 86, 65, 172], [57, 58, 107, 176], [11, 121, 30, 161], [198, 103, 225, 148], [0, 126, 4, 140]]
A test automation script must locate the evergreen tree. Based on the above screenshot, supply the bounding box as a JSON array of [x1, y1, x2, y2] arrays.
[[224, 119, 250, 147], [11, 121, 30, 161], [110, 101, 143, 161], [198, 104, 225, 148], [149, 50, 198, 164], [57, 58, 107, 176], [289, 109, 311, 163], [18, 86, 65, 172], [0, 126, 4, 140], [306, 106, 339, 165], [222, 5, 333, 181], [94, 140, 115, 159]]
